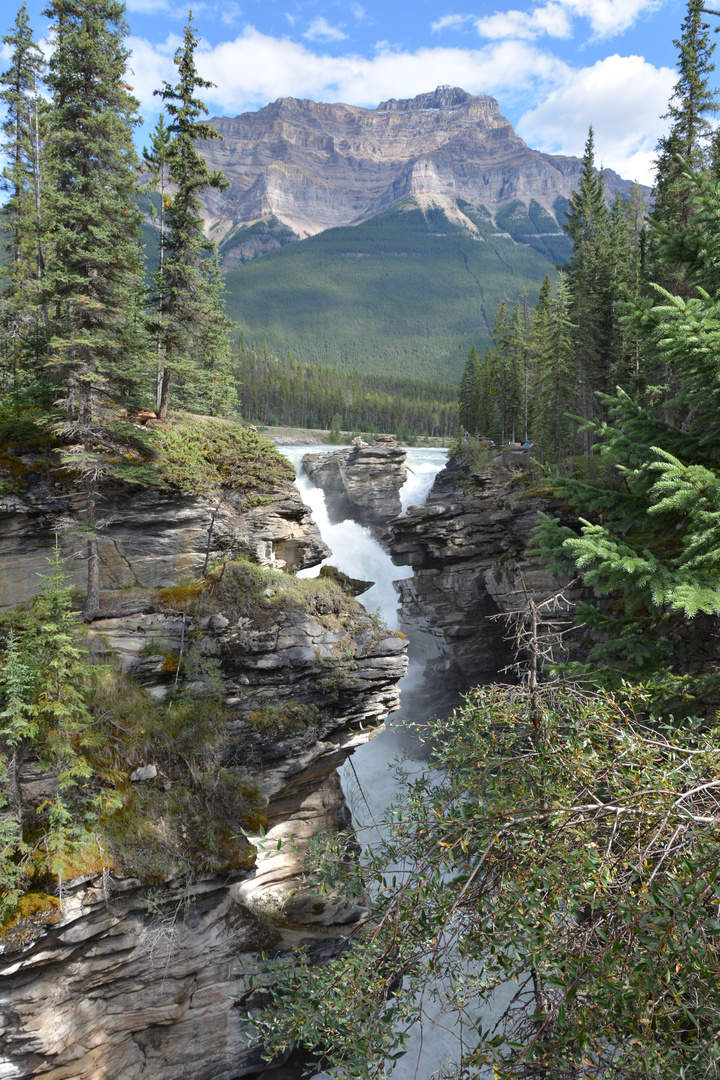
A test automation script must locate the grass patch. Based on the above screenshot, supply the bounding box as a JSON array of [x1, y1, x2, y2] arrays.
[[153, 415, 294, 504], [154, 557, 369, 635]]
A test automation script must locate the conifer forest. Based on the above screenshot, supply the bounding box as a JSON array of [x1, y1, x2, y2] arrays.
[[1, 0, 720, 1078]]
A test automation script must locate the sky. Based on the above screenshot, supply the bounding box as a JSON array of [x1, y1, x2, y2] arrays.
[[2, 0, 703, 184]]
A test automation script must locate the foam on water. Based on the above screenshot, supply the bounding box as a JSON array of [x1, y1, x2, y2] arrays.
[[278, 444, 510, 1079]]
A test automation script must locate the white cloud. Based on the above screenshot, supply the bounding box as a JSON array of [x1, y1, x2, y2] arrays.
[[562, 0, 662, 39], [476, 4, 572, 40], [476, 0, 662, 42], [431, 14, 472, 33], [220, 2, 242, 27], [518, 53, 675, 182], [126, 26, 672, 184], [128, 27, 571, 116], [303, 16, 348, 42], [126, 34, 181, 108], [350, 4, 366, 20]]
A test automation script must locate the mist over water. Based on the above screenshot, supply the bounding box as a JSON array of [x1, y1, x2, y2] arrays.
[[280, 445, 503, 1079]]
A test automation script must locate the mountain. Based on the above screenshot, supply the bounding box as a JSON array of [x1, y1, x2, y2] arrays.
[[183, 86, 646, 382]]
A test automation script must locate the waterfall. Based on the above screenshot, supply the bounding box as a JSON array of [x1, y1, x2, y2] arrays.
[[279, 444, 495, 1080]]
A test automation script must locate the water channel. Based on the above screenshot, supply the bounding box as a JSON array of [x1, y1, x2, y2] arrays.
[[279, 445, 483, 1078]]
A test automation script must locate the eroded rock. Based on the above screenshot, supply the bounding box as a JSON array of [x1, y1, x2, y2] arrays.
[[302, 440, 406, 537], [386, 456, 580, 698]]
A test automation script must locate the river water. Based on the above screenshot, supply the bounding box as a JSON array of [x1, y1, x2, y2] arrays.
[[278, 445, 505, 1080]]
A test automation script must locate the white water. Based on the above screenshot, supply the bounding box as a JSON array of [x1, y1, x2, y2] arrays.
[[280, 445, 447, 631], [279, 445, 509, 1079]]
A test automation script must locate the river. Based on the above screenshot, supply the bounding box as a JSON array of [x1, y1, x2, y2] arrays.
[[278, 445, 509, 1080]]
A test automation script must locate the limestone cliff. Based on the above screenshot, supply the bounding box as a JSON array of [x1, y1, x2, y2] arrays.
[[0, 420, 408, 1080], [302, 438, 407, 538], [194, 86, 643, 260], [386, 453, 578, 697]]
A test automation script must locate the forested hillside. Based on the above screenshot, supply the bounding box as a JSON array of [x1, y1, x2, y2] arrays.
[[235, 342, 458, 437], [223, 198, 566, 383]]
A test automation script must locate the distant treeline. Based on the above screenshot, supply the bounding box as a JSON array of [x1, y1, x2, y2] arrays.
[[236, 342, 458, 437]]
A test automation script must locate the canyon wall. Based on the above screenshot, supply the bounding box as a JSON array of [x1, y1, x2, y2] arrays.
[[0, 445, 407, 1080], [387, 454, 579, 697]]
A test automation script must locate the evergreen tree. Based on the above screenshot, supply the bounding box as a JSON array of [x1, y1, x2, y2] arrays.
[[143, 113, 173, 411], [535, 275, 577, 464], [42, 0, 151, 617], [537, 168, 720, 708], [653, 0, 717, 240], [490, 300, 523, 443], [43, 0, 148, 419], [32, 544, 103, 897], [153, 13, 231, 420], [458, 345, 481, 434], [0, 3, 47, 393], [564, 128, 614, 428]]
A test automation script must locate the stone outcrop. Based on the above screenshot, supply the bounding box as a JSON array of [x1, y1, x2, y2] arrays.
[[0, 570, 408, 1079], [0, 480, 329, 611], [195, 86, 644, 255], [386, 454, 579, 697], [0, 438, 408, 1079], [302, 438, 406, 537]]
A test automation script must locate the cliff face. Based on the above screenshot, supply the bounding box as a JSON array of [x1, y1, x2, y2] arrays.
[[0, 432, 408, 1080], [0, 479, 328, 611], [386, 455, 577, 696], [196, 86, 640, 256], [301, 438, 407, 538]]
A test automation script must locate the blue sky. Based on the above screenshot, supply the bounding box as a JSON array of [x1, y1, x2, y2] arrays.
[[4, 0, 699, 183]]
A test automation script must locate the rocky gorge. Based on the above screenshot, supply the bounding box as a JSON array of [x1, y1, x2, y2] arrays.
[[0, 427, 592, 1080], [0, 424, 408, 1080]]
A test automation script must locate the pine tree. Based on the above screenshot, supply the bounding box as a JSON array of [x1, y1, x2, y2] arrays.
[[0, 3, 47, 394], [535, 275, 577, 464], [143, 113, 173, 412], [537, 168, 720, 707], [43, 0, 148, 418], [564, 128, 614, 430], [458, 345, 481, 434], [653, 0, 717, 239], [153, 13, 231, 420], [0, 628, 36, 830], [42, 0, 151, 617], [32, 543, 101, 897]]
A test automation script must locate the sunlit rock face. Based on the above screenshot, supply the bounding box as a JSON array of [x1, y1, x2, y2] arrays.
[[301, 439, 407, 538], [0, 482, 329, 610], [195, 86, 641, 257], [0, 468, 408, 1080]]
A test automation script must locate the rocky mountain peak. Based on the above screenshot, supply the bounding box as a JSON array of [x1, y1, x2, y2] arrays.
[[377, 85, 496, 112], [192, 87, 643, 268]]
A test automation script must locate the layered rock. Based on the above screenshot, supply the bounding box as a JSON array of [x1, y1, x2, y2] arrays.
[[302, 438, 407, 537], [0, 434, 408, 1079], [387, 455, 579, 696], [196, 86, 643, 254], [0, 480, 329, 611], [0, 569, 408, 1080]]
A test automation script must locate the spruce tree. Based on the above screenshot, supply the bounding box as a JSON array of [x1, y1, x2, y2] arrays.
[[153, 13, 231, 420], [0, 3, 47, 393], [564, 127, 614, 429], [458, 345, 481, 434], [143, 114, 173, 411], [42, 0, 151, 616], [535, 275, 577, 464], [653, 0, 717, 239], [537, 168, 720, 708]]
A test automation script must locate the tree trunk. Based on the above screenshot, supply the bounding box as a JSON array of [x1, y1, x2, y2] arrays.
[[158, 366, 170, 420]]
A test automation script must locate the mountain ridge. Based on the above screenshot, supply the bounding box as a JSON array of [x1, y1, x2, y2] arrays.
[[193, 85, 644, 269]]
